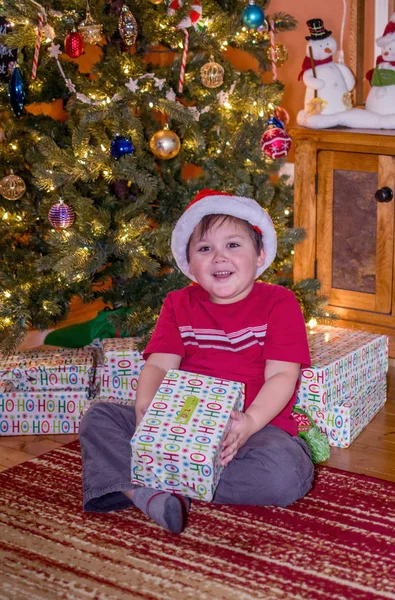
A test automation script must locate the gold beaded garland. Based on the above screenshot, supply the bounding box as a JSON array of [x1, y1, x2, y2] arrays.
[[149, 129, 181, 160], [200, 58, 224, 89], [0, 171, 26, 201]]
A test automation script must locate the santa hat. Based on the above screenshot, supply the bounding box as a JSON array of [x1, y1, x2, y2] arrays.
[[171, 189, 277, 282], [377, 13, 395, 47]]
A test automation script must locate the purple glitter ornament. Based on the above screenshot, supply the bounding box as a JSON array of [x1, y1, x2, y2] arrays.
[[48, 200, 75, 229]]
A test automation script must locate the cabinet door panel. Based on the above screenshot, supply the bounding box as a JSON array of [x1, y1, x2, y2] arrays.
[[317, 151, 395, 314]]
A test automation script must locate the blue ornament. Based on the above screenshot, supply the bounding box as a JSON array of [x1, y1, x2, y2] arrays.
[[8, 65, 26, 118], [265, 116, 284, 129], [110, 135, 135, 160], [241, 1, 265, 29]]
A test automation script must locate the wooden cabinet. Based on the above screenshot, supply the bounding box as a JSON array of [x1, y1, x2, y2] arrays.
[[291, 128, 395, 353]]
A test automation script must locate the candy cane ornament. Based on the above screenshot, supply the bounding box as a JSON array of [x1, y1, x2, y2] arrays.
[[269, 19, 277, 81], [32, 10, 44, 80], [168, 0, 202, 93]]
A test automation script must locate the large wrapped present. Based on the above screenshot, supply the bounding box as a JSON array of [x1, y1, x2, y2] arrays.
[[310, 373, 387, 448], [296, 325, 388, 413], [0, 386, 87, 436], [98, 338, 145, 403], [131, 369, 245, 501], [0, 346, 97, 397]]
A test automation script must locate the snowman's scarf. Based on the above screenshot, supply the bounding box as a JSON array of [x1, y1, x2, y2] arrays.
[[298, 55, 333, 80]]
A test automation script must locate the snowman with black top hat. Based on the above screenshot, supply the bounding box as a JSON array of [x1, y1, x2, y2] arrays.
[[298, 18, 355, 117]]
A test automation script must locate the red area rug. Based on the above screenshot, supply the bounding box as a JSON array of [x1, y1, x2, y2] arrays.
[[0, 441, 394, 600]]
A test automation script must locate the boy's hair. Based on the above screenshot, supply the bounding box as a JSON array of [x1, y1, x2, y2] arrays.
[[186, 214, 263, 262]]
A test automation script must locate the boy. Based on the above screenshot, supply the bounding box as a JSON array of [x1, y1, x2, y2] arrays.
[[79, 189, 314, 535]]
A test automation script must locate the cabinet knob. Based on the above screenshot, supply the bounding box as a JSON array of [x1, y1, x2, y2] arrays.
[[375, 186, 394, 203]]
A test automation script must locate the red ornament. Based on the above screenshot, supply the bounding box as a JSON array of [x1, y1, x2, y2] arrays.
[[64, 29, 84, 58], [261, 126, 292, 160]]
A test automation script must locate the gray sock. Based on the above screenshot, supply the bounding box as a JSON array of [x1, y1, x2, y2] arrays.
[[132, 487, 190, 534]]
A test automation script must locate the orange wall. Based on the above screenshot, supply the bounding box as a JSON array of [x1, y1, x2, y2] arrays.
[[271, 0, 351, 127]]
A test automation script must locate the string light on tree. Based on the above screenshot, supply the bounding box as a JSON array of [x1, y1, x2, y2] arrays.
[[48, 199, 75, 229], [0, 170, 26, 201], [64, 28, 84, 58], [150, 126, 181, 160], [118, 4, 138, 46]]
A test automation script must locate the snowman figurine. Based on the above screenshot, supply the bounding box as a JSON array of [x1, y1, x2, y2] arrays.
[[365, 13, 395, 115], [298, 18, 355, 116]]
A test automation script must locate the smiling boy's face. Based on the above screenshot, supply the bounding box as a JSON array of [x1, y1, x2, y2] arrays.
[[188, 217, 265, 304]]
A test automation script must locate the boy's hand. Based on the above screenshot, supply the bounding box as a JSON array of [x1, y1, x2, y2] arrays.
[[220, 411, 256, 467], [135, 403, 149, 428]]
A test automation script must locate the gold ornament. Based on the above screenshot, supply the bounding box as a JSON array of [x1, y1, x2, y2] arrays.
[[0, 171, 26, 201], [119, 4, 138, 46], [267, 43, 288, 67], [148, 0, 164, 4], [78, 2, 103, 45], [150, 128, 181, 160], [200, 58, 224, 89]]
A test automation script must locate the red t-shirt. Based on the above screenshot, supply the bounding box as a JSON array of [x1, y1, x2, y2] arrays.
[[143, 282, 310, 435]]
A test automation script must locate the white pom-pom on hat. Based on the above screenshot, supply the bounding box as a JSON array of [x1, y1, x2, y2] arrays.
[[377, 12, 395, 47], [171, 189, 277, 282]]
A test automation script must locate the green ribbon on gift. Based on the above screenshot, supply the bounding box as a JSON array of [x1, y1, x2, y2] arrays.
[[293, 407, 331, 464], [371, 68, 395, 87]]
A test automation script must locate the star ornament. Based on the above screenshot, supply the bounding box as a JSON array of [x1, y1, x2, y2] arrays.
[[155, 77, 166, 90], [65, 79, 76, 93], [126, 78, 139, 93], [49, 43, 62, 59], [166, 89, 176, 102]]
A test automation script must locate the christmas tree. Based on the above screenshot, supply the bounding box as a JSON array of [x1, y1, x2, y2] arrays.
[[0, 0, 326, 353]]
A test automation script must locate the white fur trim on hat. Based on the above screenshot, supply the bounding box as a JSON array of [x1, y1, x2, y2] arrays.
[[377, 13, 395, 47], [171, 192, 277, 282]]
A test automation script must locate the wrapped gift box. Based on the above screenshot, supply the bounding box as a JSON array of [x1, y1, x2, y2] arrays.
[[296, 325, 388, 412], [98, 338, 145, 403], [0, 346, 97, 396], [310, 374, 387, 448], [0, 386, 88, 435], [131, 369, 245, 501]]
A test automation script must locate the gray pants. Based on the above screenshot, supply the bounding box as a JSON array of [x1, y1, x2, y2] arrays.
[[79, 402, 314, 512]]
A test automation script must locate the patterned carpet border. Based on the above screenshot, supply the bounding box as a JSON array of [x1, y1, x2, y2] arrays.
[[0, 440, 394, 600]]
